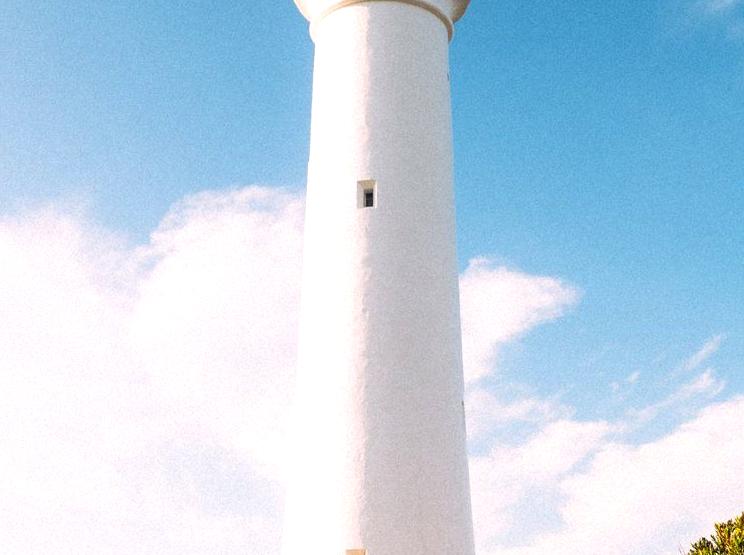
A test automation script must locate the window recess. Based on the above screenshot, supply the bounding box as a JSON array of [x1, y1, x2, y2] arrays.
[[357, 180, 376, 209]]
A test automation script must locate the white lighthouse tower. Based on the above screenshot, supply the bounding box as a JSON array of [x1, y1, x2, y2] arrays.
[[284, 1, 474, 554]]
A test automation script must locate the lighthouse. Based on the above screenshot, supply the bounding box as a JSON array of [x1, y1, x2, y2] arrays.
[[283, 1, 474, 554]]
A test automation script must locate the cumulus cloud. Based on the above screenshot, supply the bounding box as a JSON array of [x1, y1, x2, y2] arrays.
[[1, 186, 741, 555], [470, 419, 613, 550], [469, 341, 736, 555], [0, 187, 303, 554], [491, 396, 744, 555], [468, 330, 734, 554]]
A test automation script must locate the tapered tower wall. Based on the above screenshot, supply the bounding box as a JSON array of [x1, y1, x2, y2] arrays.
[[284, 2, 474, 554]]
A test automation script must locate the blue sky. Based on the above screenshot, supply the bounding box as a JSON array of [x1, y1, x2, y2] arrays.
[[4, 0, 741, 419], [1, 1, 743, 554]]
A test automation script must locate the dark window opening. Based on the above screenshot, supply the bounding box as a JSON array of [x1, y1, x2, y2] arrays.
[[357, 179, 377, 209]]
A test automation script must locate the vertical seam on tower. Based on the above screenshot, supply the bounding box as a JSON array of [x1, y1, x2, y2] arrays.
[[311, 0, 454, 41]]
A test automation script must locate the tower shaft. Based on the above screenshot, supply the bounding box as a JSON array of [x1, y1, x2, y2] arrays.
[[285, 2, 474, 554]]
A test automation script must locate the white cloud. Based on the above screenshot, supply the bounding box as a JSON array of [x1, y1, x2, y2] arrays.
[[458, 259, 580, 449], [470, 419, 612, 551], [1, 187, 740, 555], [627, 370, 641, 384], [680, 334, 725, 373], [468, 357, 731, 554], [625, 368, 726, 427], [611, 370, 641, 394], [129, 187, 304, 473], [465, 388, 572, 445], [459, 258, 580, 384], [0, 187, 303, 554], [491, 396, 744, 555]]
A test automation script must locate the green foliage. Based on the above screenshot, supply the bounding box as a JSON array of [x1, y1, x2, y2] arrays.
[[687, 512, 744, 555]]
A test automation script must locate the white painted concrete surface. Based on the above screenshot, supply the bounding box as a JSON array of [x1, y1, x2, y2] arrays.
[[284, 1, 474, 553]]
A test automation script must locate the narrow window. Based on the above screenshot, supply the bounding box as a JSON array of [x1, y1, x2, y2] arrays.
[[357, 180, 376, 209]]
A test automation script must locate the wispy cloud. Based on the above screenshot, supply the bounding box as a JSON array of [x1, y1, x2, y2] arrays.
[[688, 0, 744, 40], [459, 258, 580, 384], [465, 388, 573, 445], [626, 368, 726, 426], [611, 370, 642, 394], [680, 333, 726, 372], [700, 0, 743, 14]]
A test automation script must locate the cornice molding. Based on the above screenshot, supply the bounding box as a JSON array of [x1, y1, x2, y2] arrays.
[[311, 0, 455, 40]]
